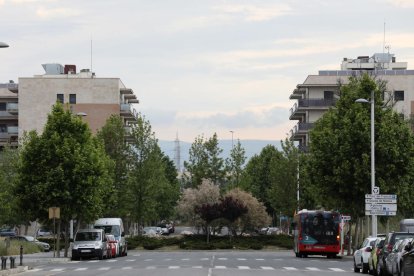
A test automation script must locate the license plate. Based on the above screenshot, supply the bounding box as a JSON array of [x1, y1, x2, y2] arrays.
[[81, 249, 91, 253]]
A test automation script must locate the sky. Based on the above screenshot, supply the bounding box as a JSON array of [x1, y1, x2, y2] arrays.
[[1, 0, 414, 143]]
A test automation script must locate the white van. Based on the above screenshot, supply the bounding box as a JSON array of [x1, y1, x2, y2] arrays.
[[72, 228, 108, 260], [94, 218, 127, 257]]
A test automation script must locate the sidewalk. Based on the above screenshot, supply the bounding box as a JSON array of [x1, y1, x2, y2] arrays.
[[0, 251, 70, 276]]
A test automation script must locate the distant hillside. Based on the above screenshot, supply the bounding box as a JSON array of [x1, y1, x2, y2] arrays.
[[158, 139, 281, 170]]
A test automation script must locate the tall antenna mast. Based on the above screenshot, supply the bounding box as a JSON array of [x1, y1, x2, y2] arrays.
[[383, 20, 386, 54]]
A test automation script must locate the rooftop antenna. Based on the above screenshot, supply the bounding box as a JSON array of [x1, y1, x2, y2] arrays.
[[383, 20, 386, 55], [174, 132, 181, 172]]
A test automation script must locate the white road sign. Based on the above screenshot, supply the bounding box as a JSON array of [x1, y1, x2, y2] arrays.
[[365, 194, 397, 199], [365, 198, 397, 204], [365, 203, 397, 211], [341, 215, 351, 221], [372, 186, 380, 194], [365, 210, 396, 216]]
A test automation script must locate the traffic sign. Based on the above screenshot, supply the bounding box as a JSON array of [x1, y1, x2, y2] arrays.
[[365, 203, 397, 211], [365, 210, 396, 216], [365, 198, 397, 204], [341, 215, 351, 221], [372, 186, 380, 194], [365, 194, 397, 199]]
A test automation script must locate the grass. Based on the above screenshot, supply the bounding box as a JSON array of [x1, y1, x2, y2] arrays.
[[0, 238, 42, 256]]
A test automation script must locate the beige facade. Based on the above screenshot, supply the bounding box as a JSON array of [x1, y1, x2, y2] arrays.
[[0, 64, 138, 147], [289, 53, 414, 151]]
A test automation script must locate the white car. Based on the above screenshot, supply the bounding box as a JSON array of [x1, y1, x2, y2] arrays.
[[354, 237, 377, 273]]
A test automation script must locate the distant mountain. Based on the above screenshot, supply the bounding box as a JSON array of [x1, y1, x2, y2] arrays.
[[158, 139, 281, 170]]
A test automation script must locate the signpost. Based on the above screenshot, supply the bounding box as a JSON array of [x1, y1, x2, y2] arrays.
[[365, 194, 397, 217], [49, 207, 60, 258]]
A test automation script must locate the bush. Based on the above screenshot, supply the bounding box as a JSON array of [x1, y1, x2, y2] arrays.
[[0, 239, 41, 256]]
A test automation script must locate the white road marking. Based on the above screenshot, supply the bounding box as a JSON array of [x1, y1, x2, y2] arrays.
[[125, 259, 135, 262], [238, 266, 250, 270], [218, 258, 227, 260], [98, 267, 111, 270], [106, 259, 117, 262], [237, 258, 247, 260], [181, 258, 190, 261], [329, 268, 346, 272], [306, 267, 321, 271], [192, 266, 203, 268], [146, 266, 156, 269], [164, 258, 172, 261], [214, 266, 226, 269], [169, 266, 180, 269], [273, 258, 283, 261], [261, 266, 275, 270], [144, 259, 153, 261], [69, 261, 81, 264], [87, 260, 99, 263], [255, 258, 265, 261], [201, 258, 209, 261], [133, 254, 141, 257], [74, 268, 88, 271], [50, 268, 65, 272], [284, 267, 298, 270], [122, 267, 133, 270]]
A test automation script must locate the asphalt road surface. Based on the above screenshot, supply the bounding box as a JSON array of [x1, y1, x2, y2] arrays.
[[22, 250, 354, 275]]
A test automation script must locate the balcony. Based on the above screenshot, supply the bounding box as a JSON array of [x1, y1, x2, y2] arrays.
[[120, 104, 138, 123], [6, 103, 18, 114], [289, 98, 337, 120], [124, 126, 134, 143], [289, 87, 306, 100], [7, 126, 18, 135], [290, 122, 314, 140]]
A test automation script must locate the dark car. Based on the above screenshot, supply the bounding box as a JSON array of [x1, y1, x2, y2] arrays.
[[385, 238, 412, 276], [400, 241, 414, 276], [0, 227, 16, 237], [377, 232, 414, 276]]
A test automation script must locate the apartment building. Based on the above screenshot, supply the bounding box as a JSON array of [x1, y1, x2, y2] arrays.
[[0, 63, 138, 148], [289, 53, 414, 151], [0, 82, 18, 147]]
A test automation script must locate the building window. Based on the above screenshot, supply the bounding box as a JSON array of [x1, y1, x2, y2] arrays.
[[394, 91, 404, 101], [0, 124, 6, 133], [57, 94, 64, 103], [324, 91, 334, 100], [69, 94, 76, 104], [0, 102, 6, 111]]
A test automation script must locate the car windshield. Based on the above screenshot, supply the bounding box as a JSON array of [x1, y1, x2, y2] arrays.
[[25, 236, 35, 242], [94, 225, 120, 236], [75, 232, 101, 241]]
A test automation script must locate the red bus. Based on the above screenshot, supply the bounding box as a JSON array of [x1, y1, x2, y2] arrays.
[[292, 209, 341, 258]]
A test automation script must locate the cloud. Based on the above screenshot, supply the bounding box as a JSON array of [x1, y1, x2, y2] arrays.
[[36, 6, 81, 19], [178, 105, 288, 129], [387, 0, 414, 8], [213, 3, 292, 21]]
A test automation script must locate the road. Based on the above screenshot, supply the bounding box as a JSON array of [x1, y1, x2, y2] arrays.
[[22, 250, 355, 275]]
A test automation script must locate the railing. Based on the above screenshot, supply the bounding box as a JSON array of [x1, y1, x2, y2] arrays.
[[298, 122, 314, 131], [298, 98, 337, 107], [7, 126, 18, 134], [120, 104, 138, 120], [6, 102, 18, 114]]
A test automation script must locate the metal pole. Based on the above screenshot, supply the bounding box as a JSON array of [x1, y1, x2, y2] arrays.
[[371, 90, 377, 237]]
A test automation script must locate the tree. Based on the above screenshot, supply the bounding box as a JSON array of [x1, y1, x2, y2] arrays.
[[305, 73, 414, 219], [268, 139, 299, 216], [0, 146, 20, 226], [240, 145, 283, 222], [225, 188, 271, 234], [97, 115, 130, 218], [225, 139, 247, 189], [15, 103, 113, 256], [183, 133, 226, 188], [126, 113, 178, 228], [176, 179, 221, 228]]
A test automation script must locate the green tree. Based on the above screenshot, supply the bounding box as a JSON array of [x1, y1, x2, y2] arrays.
[[127, 113, 177, 229], [96, 115, 130, 218], [305, 73, 414, 219], [184, 133, 226, 188], [225, 139, 247, 189], [240, 145, 283, 222], [0, 146, 20, 226], [268, 139, 299, 216], [15, 103, 113, 256]]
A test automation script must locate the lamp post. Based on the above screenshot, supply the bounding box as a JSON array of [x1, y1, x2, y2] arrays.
[[230, 130, 234, 149], [355, 90, 377, 237]]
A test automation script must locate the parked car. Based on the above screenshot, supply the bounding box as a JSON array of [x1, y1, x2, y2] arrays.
[[71, 229, 109, 260], [106, 234, 117, 258], [368, 236, 386, 275], [0, 227, 16, 237], [385, 238, 413, 276], [400, 241, 414, 275], [36, 227, 53, 237], [354, 236, 378, 273], [9, 235, 50, 252], [143, 226, 161, 236], [377, 232, 414, 276]]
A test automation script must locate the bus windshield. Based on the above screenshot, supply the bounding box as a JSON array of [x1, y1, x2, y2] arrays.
[[94, 225, 120, 237], [301, 212, 339, 245]]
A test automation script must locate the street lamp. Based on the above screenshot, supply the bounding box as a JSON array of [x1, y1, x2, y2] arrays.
[[0, 42, 9, 48], [230, 130, 234, 149], [355, 90, 377, 237]]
